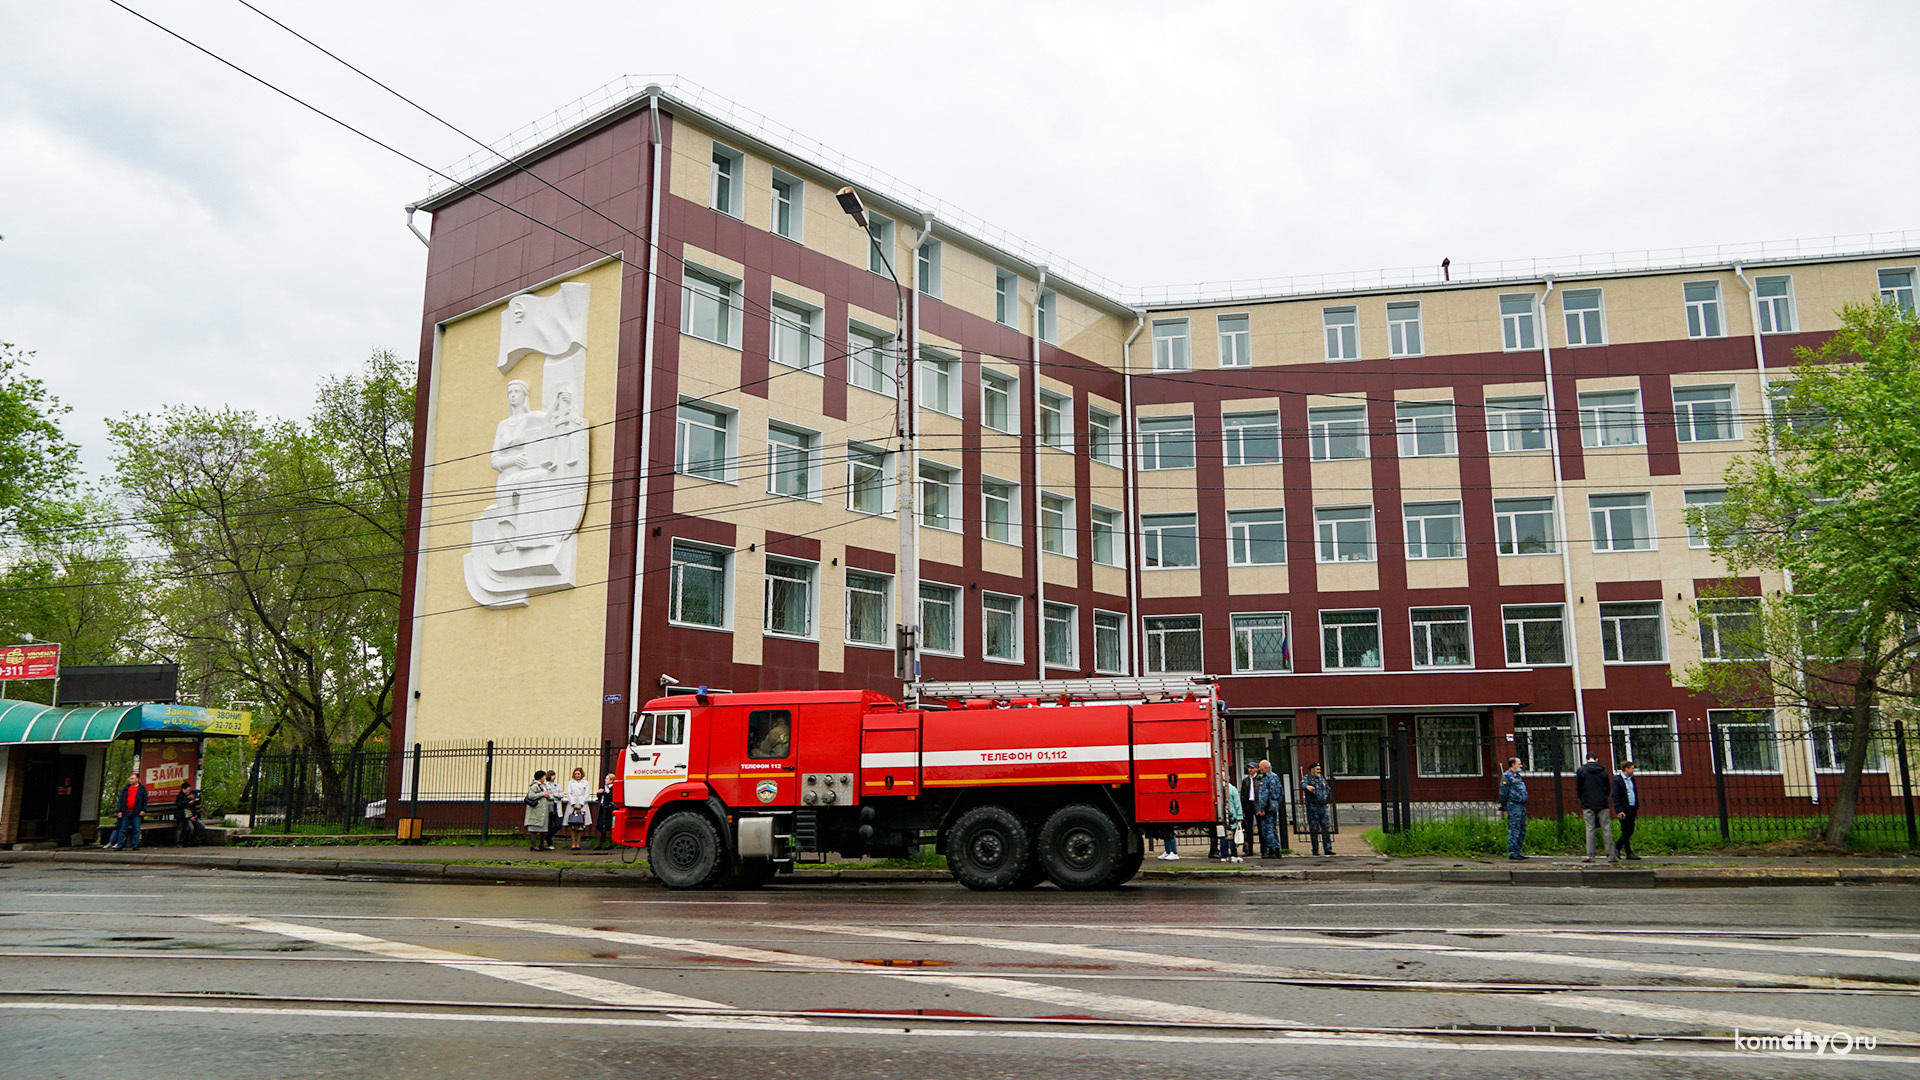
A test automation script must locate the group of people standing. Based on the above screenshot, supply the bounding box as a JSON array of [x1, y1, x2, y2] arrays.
[[99, 770, 205, 850], [524, 767, 616, 852], [1499, 753, 1642, 862], [1172, 758, 1340, 862]]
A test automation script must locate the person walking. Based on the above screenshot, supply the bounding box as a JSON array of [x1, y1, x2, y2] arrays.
[[1498, 757, 1529, 860], [561, 767, 593, 851], [1612, 761, 1642, 860], [110, 769, 148, 851], [172, 782, 203, 847], [524, 771, 552, 852], [1255, 759, 1284, 858], [1574, 752, 1618, 864], [1218, 774, 1243, 862], [1301, 763, 1335, 856], [594, 773, 617, 851], [1238, 763, 1260, 860]]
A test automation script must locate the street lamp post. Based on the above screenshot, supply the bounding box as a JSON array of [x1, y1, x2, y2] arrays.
[[837, 186, 919, 703]]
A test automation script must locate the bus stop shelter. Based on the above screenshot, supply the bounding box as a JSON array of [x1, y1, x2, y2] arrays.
[[0, 701, 249, 847]]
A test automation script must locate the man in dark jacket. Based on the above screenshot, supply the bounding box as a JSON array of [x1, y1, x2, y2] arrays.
[[1573, 752, 1617, 864], [1301, 763, 1335, 855], [111, 770, 148, 851], [173, 783, 203, 847], [1611, 761, 1641, 860], [1238, 764, 1260, 859]]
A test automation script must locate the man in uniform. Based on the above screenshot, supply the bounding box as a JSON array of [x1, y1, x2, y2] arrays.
[[1254, 759, 1283, 858], [1498, 757, 1528, 860], [1301, 763, 1335, 855]]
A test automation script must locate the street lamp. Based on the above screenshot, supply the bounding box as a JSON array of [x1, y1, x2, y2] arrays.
[[838, 186, 919, 702]]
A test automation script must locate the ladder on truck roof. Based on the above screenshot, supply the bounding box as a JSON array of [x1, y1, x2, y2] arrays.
[[917, 676, 1216, 703]]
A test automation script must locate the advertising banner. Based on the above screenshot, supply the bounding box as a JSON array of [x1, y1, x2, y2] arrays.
[[0, 643, 60, 682], [140, 741, 200, 806]]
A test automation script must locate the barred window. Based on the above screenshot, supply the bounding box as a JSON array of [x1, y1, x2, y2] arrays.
[[668, 542, 728, 628], [1144, 615, 1202, 674], [1416, 715, 1481, 777], [844, 570, 890, 646]]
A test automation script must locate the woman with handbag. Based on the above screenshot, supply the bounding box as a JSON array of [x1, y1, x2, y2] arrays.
[[523, 771, 551, 852], [562, 767, 593, 851]]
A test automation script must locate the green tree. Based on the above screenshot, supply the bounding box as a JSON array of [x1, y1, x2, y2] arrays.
[[0, 343, 81, 536], [1682, 300, 1920, 845]]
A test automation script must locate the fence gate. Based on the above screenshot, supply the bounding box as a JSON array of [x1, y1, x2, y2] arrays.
[[1376, 722, 1413, 835]]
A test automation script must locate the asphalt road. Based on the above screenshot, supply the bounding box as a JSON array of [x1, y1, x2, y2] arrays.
[[1, 862, 1916, 1079]]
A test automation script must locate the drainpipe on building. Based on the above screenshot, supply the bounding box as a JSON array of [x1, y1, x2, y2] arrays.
[[900, 220, 928, 700], [626, 90, 665, 728], [1031, 267, 1049, 679], [1537, 278, 1592, 762], [1121, 314, 1145, 675]]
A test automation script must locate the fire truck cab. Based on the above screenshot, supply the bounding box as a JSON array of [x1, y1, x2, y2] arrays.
[[612, 677, 1227, 890]]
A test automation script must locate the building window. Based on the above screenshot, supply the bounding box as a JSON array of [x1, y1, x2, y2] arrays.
[[1879, 268, 1915, 313], [919, 462, 957, 531], [920, 583, 960, 654], [770, 298, 821, 373], [1036, 290, 1057, 342], [1410, 608, 1472, 668], [1387, 301, 1423, 357], [1223, 410, 1280, 466], [1315, 505, 1374, 563], [1228, 508, 1286, 565], [668, 541, 728, 628], [981, 370, 1016, 433], [1684, 280, 1724, 339], [1684, 488, 1728, 548], [763, 557, 816, 638], [1503, 604, 1567, 665], [916, 238, 941, 296], [982, 593, 1021, 662], [675, 401, 732, 481], [1711, 709, 1780, 773], [709, 143, 744, 217], [1144, 615, 1202, 674], [866, 214, 894, 276], [1755, 275, 1794, 333], [1500, 293, 1538, 351], [1321, 610, 1382, 670], [1403, 500, 1464, 559], [918, 352, 956, 415], [1038, 390, 1071, 449], [995, 269, 1018, 326], [1217, 314, 1251, 367], [1323, 306, 1359, 360], [1674, 385, 1737, 442], [1811, 707, 1887, 772], [848, 324, 892, 394], [1494, 497, 1557, 555], [1150, 318, 1191, 372], [1698, 597, 1762, 661], [1091, 506, 1123, 566], [1088, 408, 1119, 465], [1416, 715, 1481, 777], [1578, 389, 1642, 447], [845, 570, 891, 646], [1040, 493, 1073, 556], [1093, 610, 1127, 674], [1232, 613, 1292, 673], [1486, 395, 1548, 453], [847, 442, 890, 516], [1513, 713, 1574, 774], [766, 423, 817, 500], [1043, 602, 1077, 668], [1395, 400, 1456, 457], [1326, 717, 1384, 777], [981, 478, 1017, 544], [1599, 601, 1666, 663], [1139, 415, 1195, 470], [770, 171, 802, 241], [1308, 405, 1369, 461], [1609, 711, 1679, 774], [1563, 288, 1605, 346], [1590, 493, 1653, 552], [682, 267, 738, 346], [1141, 513, 1199, 568]]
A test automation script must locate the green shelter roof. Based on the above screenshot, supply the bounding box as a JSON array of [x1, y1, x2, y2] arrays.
[[0, 700, 250, 745]]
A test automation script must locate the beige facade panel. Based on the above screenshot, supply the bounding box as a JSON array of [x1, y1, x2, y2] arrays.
[[1406, 559, 1470, 592], [1498, 553, 1568, 587], [1140, 568, 1200, 599], [1227, 565, 1288, 596], [1316, 560, 1379, 593]]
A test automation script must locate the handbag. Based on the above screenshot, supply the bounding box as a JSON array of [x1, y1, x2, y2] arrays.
[[565, 808, 586, 827], [524, 791, 540, 807]]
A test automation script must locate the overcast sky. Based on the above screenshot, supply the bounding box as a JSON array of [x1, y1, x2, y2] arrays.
[[4, 1, 1916, 476]]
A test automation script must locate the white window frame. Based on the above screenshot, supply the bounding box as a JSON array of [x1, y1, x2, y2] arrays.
[[1563, 288, 1606, 347], [1043, 601, 1078, 669], [1308, 405, 1369, 461], [1410, 607, 1473, 669], [846, 441, 892, 517], [1088, 408, 1120, 466], [762, 556, 818, 640], [1698, 597, 1762, 662], [668, 540, 731, 630], [1416, 714, 1483, 778], [980, 370, 1017, 434], [866, 214, 894, 276], [1513, 713, 1576, 775], [1325, 716, 1385, 777], [675, 399, 735, 483], [1589, 492, 1654, 552], [1093, 610, 1128, 674], [844, 569, 892, 648], [1231, 612, 1292, 674], [1090, 505, 1124, 567], [709, 142, 744, 218], [1320, 610, 1383, 671], [1036, 290, 1057, 343], [981, 476, 1018, 545], [1143, 614, 1203, 674], [847, 322, 893, 396], [918, 460, 958, 532], [994, 269, 1018, 327], [1684, 280, 1725, 339], [766, 422, 820, 501], [1673, 384, 1738, 443], [769, 170, 803, 242], [1151, 318, 1192, 372], [1710, 708, 1781, 774], [1494, 496, 1558, 556], [982, 592, 1022, 663], [1228, 508, 1287, 566], [918, 351, 957, 416], [1387, 300, 1423, 357], [1599, 601, 1667, 664], [1222, 410, 1280, 467], [1500, 293, 1538, 351], [1141, 512, 1199, 569], [1810, 707, 1889, 774], [1037, 390, 1071, 449], [1403, 500, 1464, 560], [1395, 400, 1456, 457], [1609, 711, 1680, 775], [1754, 275, 1795, 334], [1486, 395, 1549, 453], [1217, 313, 1252, 367], [919, 581, 961, 656], [681, 265, 741, 348], [1578, 389, 1643, 447], [1040, 492, 1073, 556], [916, 237, 942, 297], [769, 296, 823, 374], [1323, 306, 1359, 360], [1139, 415, 1196, 471], [1315, 504, 1375, 564], [1684, 488, 1727, 548], [1502, 604, 1567, 666]]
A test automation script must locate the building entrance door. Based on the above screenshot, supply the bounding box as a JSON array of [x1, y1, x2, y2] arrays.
[[19, 750, 87, 843]]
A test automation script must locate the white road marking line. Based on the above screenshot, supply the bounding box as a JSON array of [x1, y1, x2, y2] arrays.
[[1130, 926, 1896, 989], [1545, 932, 1920, 965], [197, 915, 726, 1010], [600, 900, 769, 905], [10, 1001, 1920, 1064], [1307, 903, 1511, 907], [14, 893, 166, 898], [1536, 994, 1920, 1044], [472, 917, 1281, 1027]]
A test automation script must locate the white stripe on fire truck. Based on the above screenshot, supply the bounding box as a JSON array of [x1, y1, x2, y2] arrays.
[[919, 744, 1131, 768], [1130, 741, 1212, 761], [858, 752, 919, 769]]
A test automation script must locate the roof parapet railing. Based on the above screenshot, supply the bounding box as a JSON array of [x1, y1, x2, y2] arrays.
[[917, 676, 1216, 704]]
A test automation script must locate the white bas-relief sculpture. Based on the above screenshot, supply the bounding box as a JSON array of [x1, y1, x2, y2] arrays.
[[464, 282, 593, 608]]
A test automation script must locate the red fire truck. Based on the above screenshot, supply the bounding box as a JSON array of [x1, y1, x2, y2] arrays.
[[612, 677, 1227, 890]]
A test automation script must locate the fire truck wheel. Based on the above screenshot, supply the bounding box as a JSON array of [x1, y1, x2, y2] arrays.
[[1104, 847, 1145, 888], [726, 858, 778, 889], [1037, 804, 1123, 890], [648, 812, 726, 889], [946, 805, 1032, 891]]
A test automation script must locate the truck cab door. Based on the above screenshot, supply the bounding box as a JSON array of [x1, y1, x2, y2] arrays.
[[625, 710, 691, 810]]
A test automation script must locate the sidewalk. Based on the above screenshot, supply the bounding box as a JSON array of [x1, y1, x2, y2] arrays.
[[3, 840, 1915, 889]]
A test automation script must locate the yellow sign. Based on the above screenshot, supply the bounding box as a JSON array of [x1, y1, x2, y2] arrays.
[[203, 708, 252, 736]]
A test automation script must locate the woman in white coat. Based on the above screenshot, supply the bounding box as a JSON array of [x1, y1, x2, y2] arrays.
[[561, 766, 594, 851]]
